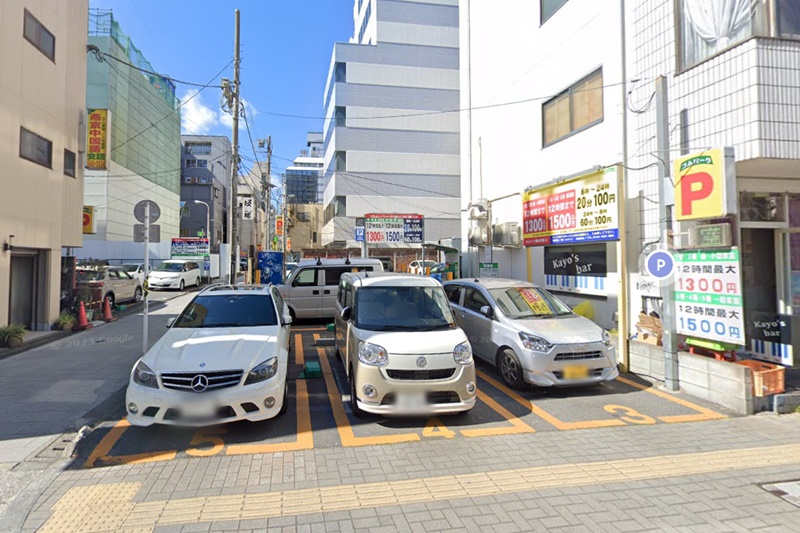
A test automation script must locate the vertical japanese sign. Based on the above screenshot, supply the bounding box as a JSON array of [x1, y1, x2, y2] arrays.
[[82, 206, 95, 234], [674, 248, 745, 345], [241, 196, 254, 220], [275, 216, 284, 236], [522, 166, 620, 246], [86, 109, 108, 170]]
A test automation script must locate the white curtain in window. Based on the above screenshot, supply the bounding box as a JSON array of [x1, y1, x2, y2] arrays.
[[683, 0, 753, 48]]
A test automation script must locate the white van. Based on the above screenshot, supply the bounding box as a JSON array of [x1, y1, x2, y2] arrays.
[[277, 258, 383, 319], [334, 272, 476, 416]]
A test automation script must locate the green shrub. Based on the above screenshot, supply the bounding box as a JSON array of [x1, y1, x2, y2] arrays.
[[0, 324, 26, 348]]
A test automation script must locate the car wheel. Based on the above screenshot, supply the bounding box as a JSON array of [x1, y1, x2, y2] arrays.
[[179, 280, 185, 291], [498, 348, 526, 390], [279, 384, 288, 415], [133, 287, 142, 303], [349, 366, 366, 418], [288, 307, 296, 323], [104, 292, 115, 308], [195, 277, 200, 287]]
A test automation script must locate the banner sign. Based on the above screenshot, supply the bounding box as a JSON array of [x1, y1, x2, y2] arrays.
[[479, 262, 498, 278], [241, 196, 254, 220], [364, 213, 424, 244], [257, 251, 284, 285], [523, 166, 620, 246], [275, 216, 284, 236], [517, 287, 553, 316], [673, 147, 736, 221], [674, 248, 745, 345], [86, 109, 108, 170], [82, 206, 95, 234], [171, 238, 209, 257], [544, 246, 606, 277]]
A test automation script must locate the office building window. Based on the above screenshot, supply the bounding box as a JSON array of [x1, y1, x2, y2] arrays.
[[777, 0, 800, 37], [335, 107, 346, 127], [19, 127, 52, 168], [185, 142, 211, 155], [23, 10, 55, 61], [185, 159, 197, 168], [214, 187, 220, 198], [297, 212, 311, 222], [335, 151, 346, 171], [197, 159, 208, 168], [542, 69, 603, 146], [64, 149, 76, 177], [541, 0, 570, 24], [334, 62, 346, 83]]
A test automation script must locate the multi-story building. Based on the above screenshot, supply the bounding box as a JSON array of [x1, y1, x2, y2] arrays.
[[321, 0, 461, 247], [179, 135, 231, 252], [80, 10, 181, 264], [0, 0, 88, 329], [285, 132, 324, 205]]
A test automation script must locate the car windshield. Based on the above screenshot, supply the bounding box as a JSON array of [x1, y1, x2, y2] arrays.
[[488, 286, 573, 319], [156, 262, 183, 272], [122, 264, 140, 272], [355, 286, 456, 331], [173, 294, 277, 328], [76, 269, 103, 281]]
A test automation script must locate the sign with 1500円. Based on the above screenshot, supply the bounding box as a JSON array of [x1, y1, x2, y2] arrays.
[[364, 214, 424, 244], [522, 166, 620, 246]]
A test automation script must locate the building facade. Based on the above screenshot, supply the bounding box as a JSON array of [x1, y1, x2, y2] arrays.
[[321, 0, 461, 247], [285, 132, 324, 204], [179, 135, 231, 252], [0, 0, 88, 329], [80, 10, 181, 264], [237, 173, 266, 256]]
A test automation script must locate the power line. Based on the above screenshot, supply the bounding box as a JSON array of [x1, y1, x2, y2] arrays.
[[88, 45, 223, 88]]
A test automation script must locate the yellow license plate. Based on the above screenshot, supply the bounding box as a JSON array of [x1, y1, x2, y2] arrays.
[[562, 365, 589, 380]]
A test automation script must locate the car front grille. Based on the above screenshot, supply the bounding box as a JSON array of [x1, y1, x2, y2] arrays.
[[553, 368, 605, 379], [553, 351, 604, 361], [386, 368, 455, 380], [160, 370, 243, 393], [426, 391, 460, 404]]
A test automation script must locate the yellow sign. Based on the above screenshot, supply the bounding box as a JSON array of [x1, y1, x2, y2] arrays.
[[516, 288, 554, 316], [287, 238, 291, 252], [275, 215, 284, 236], [86, 109, 108, 169], [82, 206, 95, 234], [673, 147, 736, 221], [522, 166, 620, 246]]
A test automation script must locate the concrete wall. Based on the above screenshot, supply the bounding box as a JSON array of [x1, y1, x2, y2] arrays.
[[629, 340, 756, 415]]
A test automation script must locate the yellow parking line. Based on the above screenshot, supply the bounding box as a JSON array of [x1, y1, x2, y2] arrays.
[[294, 333, 304, 366], [477, 370, 626, 430], [615, 376, 727, 423], [316, 346, 421, 447], [52, 442, 800, 530], [226, 380, 314, 455], [83, 420, 177, 468], [460, 391, 536, 437]]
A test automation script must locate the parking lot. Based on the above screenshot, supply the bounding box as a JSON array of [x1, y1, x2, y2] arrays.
[[78, 324, 732, 469]]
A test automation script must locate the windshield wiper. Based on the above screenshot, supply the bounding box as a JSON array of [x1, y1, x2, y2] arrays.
[[416, 324, 454, 331], [198, 323, 242, 328]]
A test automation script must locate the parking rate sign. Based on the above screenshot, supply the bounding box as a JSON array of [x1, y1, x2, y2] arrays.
[[674, 249, 745, 345]]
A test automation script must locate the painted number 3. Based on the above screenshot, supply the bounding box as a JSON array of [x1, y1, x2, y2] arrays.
[[603, 405, 656, 425]]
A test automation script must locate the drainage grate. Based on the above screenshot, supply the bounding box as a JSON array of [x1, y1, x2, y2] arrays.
[[761, 480, 800, 508]]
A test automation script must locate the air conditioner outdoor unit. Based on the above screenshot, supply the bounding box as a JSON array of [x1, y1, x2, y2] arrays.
[[184, 176, 192, 183], [468, 225, 489, 246], [493, 222, 521, 247]]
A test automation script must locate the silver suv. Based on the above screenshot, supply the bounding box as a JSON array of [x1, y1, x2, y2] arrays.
[[443, 278, 617, 389]]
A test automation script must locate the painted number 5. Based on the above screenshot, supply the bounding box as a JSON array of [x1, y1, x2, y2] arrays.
[[603, 405, 656, 425], [186, 427, 227, 457]]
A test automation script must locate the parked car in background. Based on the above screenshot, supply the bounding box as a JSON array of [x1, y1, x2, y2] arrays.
[[121, 263, 149, 285], [371, 256, 394, 272], [76, 266, 143, 307], [407, 260, 437, 275], [147, 260, 202, 291], [277, 258, 384, 319], [443, 278, 617, 390], [334, 272, 476, 417], [126, 284, 292, 426], [285, 262, 298, 280]]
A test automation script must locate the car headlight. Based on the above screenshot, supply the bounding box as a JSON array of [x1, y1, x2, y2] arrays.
[[132, 361, 158, 388], [358, 342, 388, 366], [602, 330, 614, 348], [453, 342, 473, 365], [244, 357, 278, 385], [519, 332, 553, 352]]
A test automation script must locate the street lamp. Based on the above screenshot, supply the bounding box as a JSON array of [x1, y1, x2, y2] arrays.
[[194, 200, 211, 285]]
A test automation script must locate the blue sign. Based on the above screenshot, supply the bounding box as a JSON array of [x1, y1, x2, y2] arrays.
[[550, 229, 619, 245], [403, 217, 424, 244], [257, 251, 284, 285], [355, 227, 365, 242], [645, 250, 675, 279]]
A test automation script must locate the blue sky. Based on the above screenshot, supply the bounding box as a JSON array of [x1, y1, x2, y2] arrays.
[[89, 0, 353, 182]]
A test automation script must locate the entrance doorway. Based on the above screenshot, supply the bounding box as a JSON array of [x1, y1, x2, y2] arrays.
[[741, 228, 777, 340], [9, 253, 37, 328]]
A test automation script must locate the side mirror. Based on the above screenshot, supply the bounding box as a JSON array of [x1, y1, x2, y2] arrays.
[[166, 317, 176, 328], [479, 305, 494, 318], [341, 307, 352, 321], [282, 312, 293, 325]]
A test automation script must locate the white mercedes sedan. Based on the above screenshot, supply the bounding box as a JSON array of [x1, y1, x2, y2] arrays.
[[126, 284, 292, 427]]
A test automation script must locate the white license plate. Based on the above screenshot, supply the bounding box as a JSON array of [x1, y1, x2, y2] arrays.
[[181, 400, 217, 418], [396, 392, 427, 411]]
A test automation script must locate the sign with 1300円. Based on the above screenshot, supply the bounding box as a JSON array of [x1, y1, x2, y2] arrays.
[[522, 166, 620, 246]]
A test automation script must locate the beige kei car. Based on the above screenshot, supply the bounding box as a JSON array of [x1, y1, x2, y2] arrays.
[[334, 272, 476, 417]]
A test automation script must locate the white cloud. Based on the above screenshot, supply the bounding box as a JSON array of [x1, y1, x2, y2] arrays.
[[180, 89, 219, 135], [220, 98, 258, 129]]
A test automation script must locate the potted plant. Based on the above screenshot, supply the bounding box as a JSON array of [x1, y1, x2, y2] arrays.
[[0, 324, 27, 348], [55, 312, 76, 331]]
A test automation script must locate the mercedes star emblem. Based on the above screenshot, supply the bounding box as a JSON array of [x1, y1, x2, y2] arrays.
[[416, 357, 428, 368], [191, 374, 209, 392]]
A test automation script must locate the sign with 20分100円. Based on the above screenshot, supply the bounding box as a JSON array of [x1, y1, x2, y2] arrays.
[[674, 249, 745, 346], [522, 166, 620, 246]]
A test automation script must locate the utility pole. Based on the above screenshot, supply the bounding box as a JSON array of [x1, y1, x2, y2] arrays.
[[656, 75, 679, 391], [142, 202, 150, 355], [226, 9, 241, 284], [281, 178, 287, 273]]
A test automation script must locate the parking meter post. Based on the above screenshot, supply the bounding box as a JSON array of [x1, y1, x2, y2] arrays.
[[143, 202, 150, 356]]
